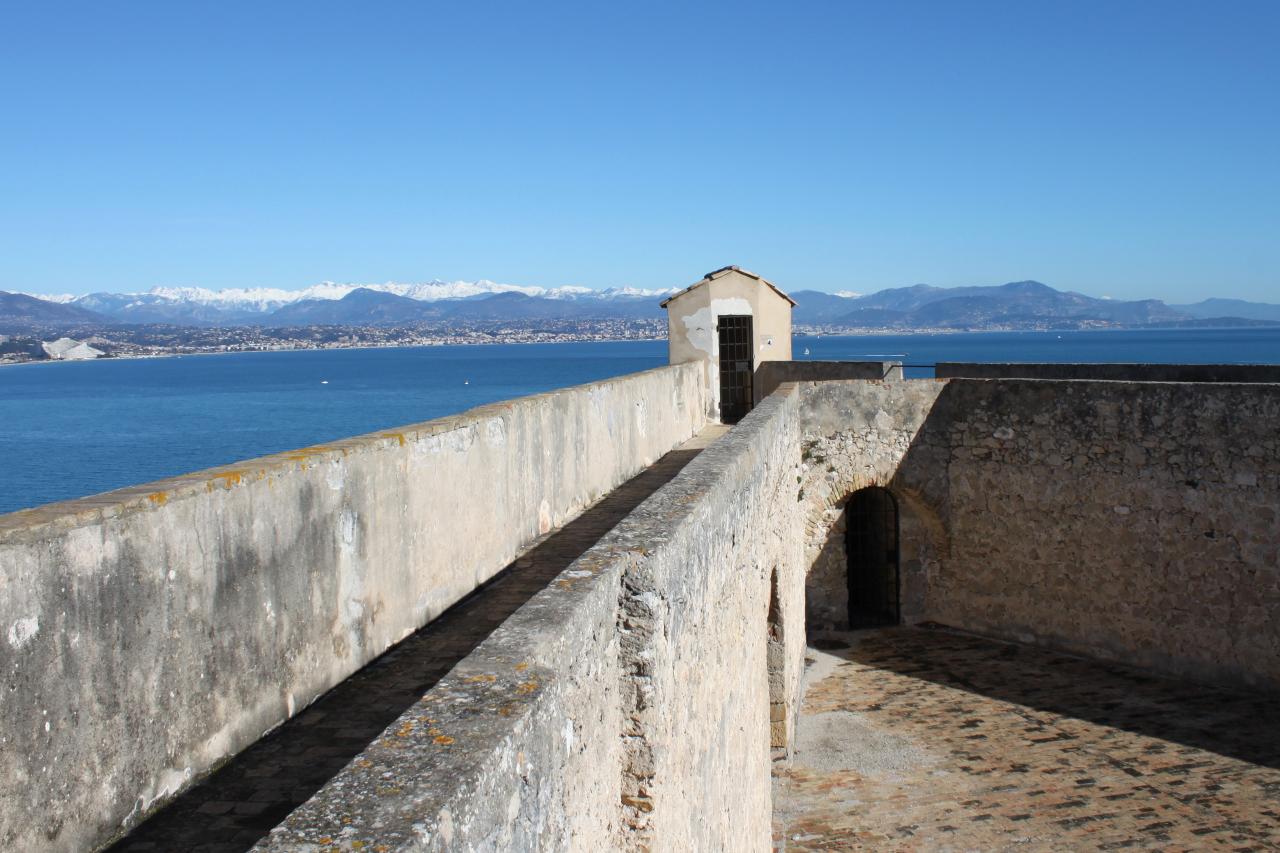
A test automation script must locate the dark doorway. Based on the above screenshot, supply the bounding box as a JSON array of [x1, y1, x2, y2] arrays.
[[846, 487, 899, 627], [717, 315, 754, 423]]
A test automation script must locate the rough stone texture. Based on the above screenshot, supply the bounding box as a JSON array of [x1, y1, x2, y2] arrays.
[[8, 360, 1280, 852], [917, 379, 1280, 692], [109, 432, 720, 853], [0, 363, 706, 853], [257, 395, 810, 852], [795, 380, 946, 631], [774, 628, 1280, 851], [754, 360, 901, 407], [795, 378, 1280, 693], [616, 388, 805, 848], [937, 362, 1280, 382]]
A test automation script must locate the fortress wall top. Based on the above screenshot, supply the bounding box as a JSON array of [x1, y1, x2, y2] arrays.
[[754, 359, 901, 403], [798, 377, 1280, 693], [937, 362, 1280, 382], [260, 388, 809, 851], [0, 362, 707, 853]]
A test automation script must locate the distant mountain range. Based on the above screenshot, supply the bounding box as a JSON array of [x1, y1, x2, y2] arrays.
[[1169, 298, 1280, 323], [788, 281, 1280, 329], [0, 292, 113, 327], [2, 280, 674, 329], [2, 278, 1278, 332]]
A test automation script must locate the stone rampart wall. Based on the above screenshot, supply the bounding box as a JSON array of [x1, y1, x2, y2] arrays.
[[937, 362, 1280, 382], [917, 379, 1280, 692], [259, 387, 809, 851], [797, 378, 1280, 692], [0, 363, 707, 853], [796, 380, 947, 630], [754, 359, 900, 403], [616, 388, 804, 848]]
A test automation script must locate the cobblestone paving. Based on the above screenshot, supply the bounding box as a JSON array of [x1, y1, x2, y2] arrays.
[[773, 627, 1280, 851], [110, 426, 726, 853]]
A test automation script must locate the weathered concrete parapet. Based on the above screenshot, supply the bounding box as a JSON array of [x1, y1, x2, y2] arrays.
[[0, 363, 707, 853], [754, 359, 902, 405], [937, 362, 1280, 382], [258, 387, 809, 852], [257, 533, 637, 851]]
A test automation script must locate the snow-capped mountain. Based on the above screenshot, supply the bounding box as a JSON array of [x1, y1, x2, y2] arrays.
[[19, 280, 680, 326]]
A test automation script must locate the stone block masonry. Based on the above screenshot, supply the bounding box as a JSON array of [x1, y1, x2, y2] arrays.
[[258, 389, 810, 851], [753, 359, 901, 404], [917, 379, 1280, 691], [796, 377, 1280, 693], [937, 362, 1280, 382], [0, 362, 706, 853], [5, 358, 1280, 851]]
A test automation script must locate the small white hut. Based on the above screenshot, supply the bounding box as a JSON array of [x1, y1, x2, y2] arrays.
[[661, 266, 794, 423]]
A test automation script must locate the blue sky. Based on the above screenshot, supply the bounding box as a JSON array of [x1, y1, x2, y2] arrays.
[[2, 1, 1277, 302]]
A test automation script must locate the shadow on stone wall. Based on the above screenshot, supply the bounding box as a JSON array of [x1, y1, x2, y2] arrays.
[[827, 377, 1280, 695], [796, 378, 952, 634]]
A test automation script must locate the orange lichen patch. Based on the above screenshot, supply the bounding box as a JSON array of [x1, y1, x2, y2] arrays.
[[356, 759, 373, 769], [428, 727, 442, 736], [516, 681, 539, 694], [433, 735, 455, 745], [394, 721, 414, 738], [497, 704, 517, 717], [147, 491, 168, 506], [381, 433, 407, 447], [514, 661, 530, 672], [210, 471, 243, 489], [465, 673, 497, 684], [556, 579, 574, 590]]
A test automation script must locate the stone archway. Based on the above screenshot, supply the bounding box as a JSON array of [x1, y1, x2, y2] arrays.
[[799, 467, 946, 632]]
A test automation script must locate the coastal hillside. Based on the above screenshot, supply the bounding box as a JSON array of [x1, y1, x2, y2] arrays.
[[790, 281, 1275, 330], [0, 292, 110, 329], [4, 279, 1278, 337]]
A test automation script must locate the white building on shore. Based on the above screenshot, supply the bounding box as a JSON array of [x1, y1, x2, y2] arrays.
[[41, 337, 104, 360]]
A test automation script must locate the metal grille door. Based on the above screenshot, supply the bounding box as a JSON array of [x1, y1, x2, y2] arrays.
[[846, 487, 900, 627], [717, 315, 754, 424]]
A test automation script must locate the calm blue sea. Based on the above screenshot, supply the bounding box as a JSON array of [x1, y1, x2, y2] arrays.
[[2, 328, 1279, 515]]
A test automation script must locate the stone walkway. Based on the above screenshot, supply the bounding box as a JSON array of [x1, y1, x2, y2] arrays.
[[774, 627, 1280, 851], [110, 426, 727, 853]]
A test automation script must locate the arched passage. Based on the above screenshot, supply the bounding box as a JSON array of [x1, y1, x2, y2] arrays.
[[845, 486, 900, 627], [802, 470, 945, 632]]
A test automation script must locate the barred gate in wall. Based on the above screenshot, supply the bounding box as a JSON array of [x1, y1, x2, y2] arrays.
[[846, 486, 900, 627], [717, 315, 753, 424]]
